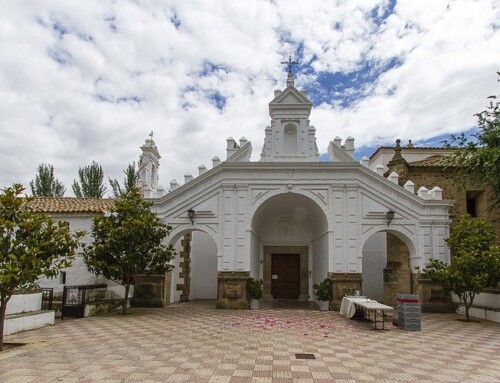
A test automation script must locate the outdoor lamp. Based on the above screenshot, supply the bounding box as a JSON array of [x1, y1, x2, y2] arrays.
[[386, 210, 395, 226], [187, 208, 195, 224]]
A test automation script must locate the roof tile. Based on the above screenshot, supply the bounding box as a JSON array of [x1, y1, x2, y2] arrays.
[[28, 198, 115, 213]]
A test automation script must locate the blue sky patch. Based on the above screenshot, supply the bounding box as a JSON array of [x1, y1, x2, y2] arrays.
[[208, 91, 227, 111]]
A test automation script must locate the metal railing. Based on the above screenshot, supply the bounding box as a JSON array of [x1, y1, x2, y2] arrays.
[[61, 284, 107, 319], [41, 288, 53, 310]]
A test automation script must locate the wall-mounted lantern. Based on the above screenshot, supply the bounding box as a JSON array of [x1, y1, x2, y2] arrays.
[[187, 208, 195, 225], [386, 210, 395, 226]]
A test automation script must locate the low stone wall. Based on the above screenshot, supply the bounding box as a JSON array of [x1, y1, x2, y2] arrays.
[[6, 291, 42, 315], [4, 311, 55, 336], [453, 290, 500, 323], [4, 291, 54, 336]]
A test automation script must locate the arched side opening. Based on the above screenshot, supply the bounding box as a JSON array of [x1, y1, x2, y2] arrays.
[[361, 230, 415, 306], [169, 229, 218, 303], [250, 192, 328, 301]]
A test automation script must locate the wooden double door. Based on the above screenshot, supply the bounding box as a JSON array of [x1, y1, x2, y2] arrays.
[[271, 254, 300, 299]]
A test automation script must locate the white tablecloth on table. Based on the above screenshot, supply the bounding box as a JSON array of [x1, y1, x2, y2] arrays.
[[339, 297, 372, 318]]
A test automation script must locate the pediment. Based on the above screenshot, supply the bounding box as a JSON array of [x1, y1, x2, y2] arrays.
[[270, 86, 312, 106]]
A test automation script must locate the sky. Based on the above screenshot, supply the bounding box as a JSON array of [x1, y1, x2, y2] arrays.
[[0, 0, 499, 197]]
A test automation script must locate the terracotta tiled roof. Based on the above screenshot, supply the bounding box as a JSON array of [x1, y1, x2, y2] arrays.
[[369, 146, 454, 160], [407, 155, 454, 167], [29, 198, 115, 213]]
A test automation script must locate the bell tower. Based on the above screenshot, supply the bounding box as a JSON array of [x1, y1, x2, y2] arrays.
[[138, 132, 161, 198], [260, 57, 319, 162]]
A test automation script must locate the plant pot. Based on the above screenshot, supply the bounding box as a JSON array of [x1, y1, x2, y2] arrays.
[[317, 300, 329, 311], [249, 299, 260, 310]]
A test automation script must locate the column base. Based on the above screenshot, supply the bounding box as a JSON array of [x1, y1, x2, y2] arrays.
[[216, 271, 250, 309]]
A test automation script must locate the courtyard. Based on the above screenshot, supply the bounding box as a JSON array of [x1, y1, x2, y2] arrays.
[[1, 301, 500, 383]]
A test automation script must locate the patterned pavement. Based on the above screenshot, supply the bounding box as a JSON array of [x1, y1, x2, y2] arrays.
[[2, 300, 500, 383]]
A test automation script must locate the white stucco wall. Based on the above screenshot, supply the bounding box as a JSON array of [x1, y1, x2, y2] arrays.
[[190, 231, 217, 299], [5, 292, 42, 315], [37, 214, 102, 294], [361, 232, 387, 301], [249, 231, 260, 278], [312, 232, 329, 286]]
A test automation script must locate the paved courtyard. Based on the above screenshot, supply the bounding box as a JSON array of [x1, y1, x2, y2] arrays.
[[2, 301, 500, 383]]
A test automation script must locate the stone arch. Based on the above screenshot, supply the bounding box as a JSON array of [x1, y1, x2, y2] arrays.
[[360, 226, 417, 305], [168, 225, 220, 303], [250, 191, 329, 301], [248, 188, 330, 229]]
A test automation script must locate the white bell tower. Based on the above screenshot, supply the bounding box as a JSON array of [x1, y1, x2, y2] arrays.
[[260, 57, 319, 162], [138, 132, 161, 198]]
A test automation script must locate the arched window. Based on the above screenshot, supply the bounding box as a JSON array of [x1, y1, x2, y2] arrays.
[[283, 123, 297, 153]]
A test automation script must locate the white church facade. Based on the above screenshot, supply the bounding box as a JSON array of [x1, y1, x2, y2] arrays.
[[33, 70, 456, 311], [134, 71, 452, 309]]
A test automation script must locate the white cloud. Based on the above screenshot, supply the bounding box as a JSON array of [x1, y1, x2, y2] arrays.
[[0, 0, 498, 195]]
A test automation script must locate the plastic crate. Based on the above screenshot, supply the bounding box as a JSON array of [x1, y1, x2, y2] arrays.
[[399, 306, 421, 314]]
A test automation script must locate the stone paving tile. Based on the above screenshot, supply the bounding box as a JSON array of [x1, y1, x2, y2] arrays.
[[2, 301, 500, 382]]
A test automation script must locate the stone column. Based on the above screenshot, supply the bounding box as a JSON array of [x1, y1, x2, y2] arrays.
[[216, 271, 249, 309], [329, 272, 362, 310], [178, 233, 192, 302]]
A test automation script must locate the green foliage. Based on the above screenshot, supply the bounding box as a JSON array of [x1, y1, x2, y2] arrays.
[[30, 163, 66, 197], [83, 187, 175, 313], [72, 161, 107, 198], [424, 215, 500, 320], [109, 162, 139, 198], [444, 72, 500, 206], [313, 278, 331, 301], [246, 278, 263, 300], [0, 184, 83, 349]]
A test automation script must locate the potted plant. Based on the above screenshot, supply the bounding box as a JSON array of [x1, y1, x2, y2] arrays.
[[247, 278, 263, 310], [313, 278, 331, 311]]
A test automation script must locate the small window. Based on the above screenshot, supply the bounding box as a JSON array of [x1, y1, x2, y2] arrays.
[[466, 191, 481, 218], [60, 271, 67, 284]]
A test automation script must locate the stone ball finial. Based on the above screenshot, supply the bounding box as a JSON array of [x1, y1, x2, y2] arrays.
[[396, 139, 401, 147]]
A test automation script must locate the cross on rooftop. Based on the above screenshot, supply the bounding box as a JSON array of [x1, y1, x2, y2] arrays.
[[281, 56, 298, 75]]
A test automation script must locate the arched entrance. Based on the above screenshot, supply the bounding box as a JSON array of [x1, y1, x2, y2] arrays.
[[361, 230, 415, 305], [169, 229, 218, 303], [250, 193, 328, 301]]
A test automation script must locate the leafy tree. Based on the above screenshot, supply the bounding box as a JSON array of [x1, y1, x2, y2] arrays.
[[0, 184, 83, 350], [72, 161, 107, 198], [83, 187, 175, 314], [444, 72, 500, 206], [424, 215, 500, 321], [30, 163, 66, 197], [109, 162, 139, 198]]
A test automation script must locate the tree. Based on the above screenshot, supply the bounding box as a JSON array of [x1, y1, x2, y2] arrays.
[[109, 162, 139, 198], [424, 215, 500, 321], [82, 187, 175, 314], [30, 163, 66, 197], [444, 72, 500, 206], [72, 161, 107, 198], [0, 184, 83, 350]]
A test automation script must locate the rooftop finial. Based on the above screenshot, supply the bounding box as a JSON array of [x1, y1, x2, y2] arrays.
[[149, 131, 154, 139], [281, 56, 298, 87], [281, 55, 298, 75]]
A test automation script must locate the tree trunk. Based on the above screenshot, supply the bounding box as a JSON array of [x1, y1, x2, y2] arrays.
[[0, 295, 10, 351], [122, 284, 130, 315], [463, 292, 475, 321]]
